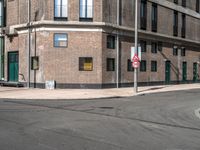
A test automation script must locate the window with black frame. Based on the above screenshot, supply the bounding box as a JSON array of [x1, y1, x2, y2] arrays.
[[107, 58, 115, 71], [80, 0, 93, 21], [79, 57, 93, 71], [173, 11, 178, 36], [173, 46, 178, 56], [54, 0, 68, 21], [0, 0, 6, 27], [151, 61, 157, 72], [127, 59, 134, 72], [140, 0, 147, 30], [140, 40, 147, 52], [151, 42, 157, 53], [107, 35, 115, 49], [151, 3, 157, 32], [140, 60, 146, 72]]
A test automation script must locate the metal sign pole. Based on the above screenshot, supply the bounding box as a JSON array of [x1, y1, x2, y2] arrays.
[[134, 0, 138, 93]]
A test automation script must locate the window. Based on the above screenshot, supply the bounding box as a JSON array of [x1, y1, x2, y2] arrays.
[[151, 3, 157, 32], [173, 11, 178, 36], [31, 56, 39, 70], [181, 14, 186, 38], [54, 33, 68, 47], [173, 46, 178, 56], [181, 47, 186, 56], [174, 0, 178, 4], [79, 57, 93, 71], [182, 0, 186, 7], [197, 0, 200, 13], [0, 0, 5, 27], [54, 0, 68, 20], [127, 59, 134, 72], [0, 37, 4, 79], [107, 58, 115, 71], [140, 60, 146, 72], [140, 40, 146, 52], [80, 0, 93, 21], [158, 42, 162, 51], [107, 35, 115, 49], [140, 0, 147, 30], [151, 42, 157, 53], [151, 61, 157, 72]]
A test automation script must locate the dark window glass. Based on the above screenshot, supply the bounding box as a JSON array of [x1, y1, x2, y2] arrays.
[[158, 42, 162, 51], [140, 40, 147, 52], [107, 58, 115, 71], [151, 42, 157, 53], [173, 11, 178, 36], [54, 0, 68, 21], [151, 61, 157, 72], [54, 33, 68, 47], [173, 46, 178, 56], [151, 3, 157, 32], [80, 0, 93, 21], [0, 0, 6, 27], [140, 0, 147, 30], [140, 60, 146, 72], [107, 35, 115, 49], [79, 57, 93, 71], [181, 47, 186, 56], [181, 14, 186, 38], [182, 0, 186, 7], [127, 59, 134, 72], [174, 0, 178, 4], [197, 0, 200, 12]]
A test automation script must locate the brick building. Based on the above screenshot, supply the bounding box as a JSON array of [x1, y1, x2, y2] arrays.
[[0, 0, 200, 88]]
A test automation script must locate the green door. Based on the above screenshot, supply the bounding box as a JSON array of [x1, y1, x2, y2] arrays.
[[182, 62, 187, 82], [8, 52, 18, 82], [193, 62, 198, 82], [165, 61, 171, 84]]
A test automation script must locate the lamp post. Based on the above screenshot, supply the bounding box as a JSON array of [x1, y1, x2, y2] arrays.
[[27, 0, 31, 88], [134, 0, 138, 93]]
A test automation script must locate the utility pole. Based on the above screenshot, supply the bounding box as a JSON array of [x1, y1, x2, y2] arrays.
[[116, 0, 120, 88], [27, 0, 31, 88], [134, 0, 138, 93]]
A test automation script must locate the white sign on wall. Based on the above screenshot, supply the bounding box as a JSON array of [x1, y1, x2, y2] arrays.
[[131, 46, 141, 62]]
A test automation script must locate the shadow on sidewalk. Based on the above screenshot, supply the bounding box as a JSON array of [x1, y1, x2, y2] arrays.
[[139, 86, 165, 93]]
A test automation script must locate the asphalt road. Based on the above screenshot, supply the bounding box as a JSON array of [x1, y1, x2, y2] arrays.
[[0, 89, 200, 150]]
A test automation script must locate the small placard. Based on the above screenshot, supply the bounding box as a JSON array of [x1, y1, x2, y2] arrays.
[[45, 80, 55, 90]]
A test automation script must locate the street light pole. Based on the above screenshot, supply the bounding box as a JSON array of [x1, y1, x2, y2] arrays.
[[27, 0, 31, 88], [134, 0, 138, 93]]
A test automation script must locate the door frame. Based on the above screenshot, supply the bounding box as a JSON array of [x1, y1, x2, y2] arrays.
[[7, 51, 19, 82]]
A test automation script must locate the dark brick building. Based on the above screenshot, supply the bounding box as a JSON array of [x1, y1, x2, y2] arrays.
[[0, 0, 200, 88]]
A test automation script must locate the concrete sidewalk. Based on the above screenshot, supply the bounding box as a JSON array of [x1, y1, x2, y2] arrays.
[[0, 83, 200, 100]]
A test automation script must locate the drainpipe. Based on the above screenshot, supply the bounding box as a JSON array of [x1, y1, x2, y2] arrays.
[[27, 0, 31, 88]]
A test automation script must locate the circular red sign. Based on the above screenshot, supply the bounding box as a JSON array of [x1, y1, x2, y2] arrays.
[[132, 61, 140, 68]]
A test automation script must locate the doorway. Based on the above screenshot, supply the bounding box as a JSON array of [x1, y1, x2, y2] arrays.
[[165, 60, 171, 84], [8, 52, 19, 82]]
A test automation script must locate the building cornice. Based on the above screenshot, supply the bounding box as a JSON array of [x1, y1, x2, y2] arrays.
[[7, 20, 200, 47]]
